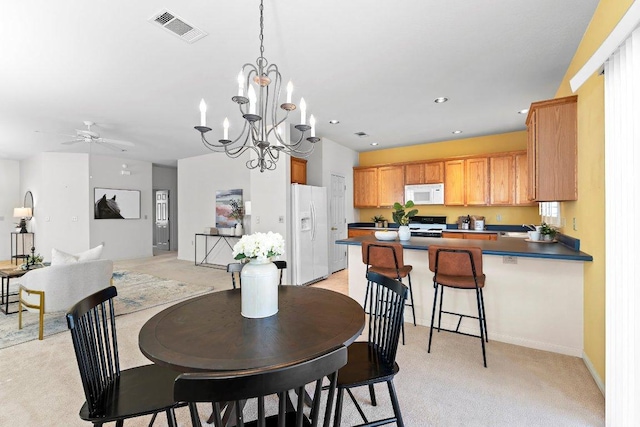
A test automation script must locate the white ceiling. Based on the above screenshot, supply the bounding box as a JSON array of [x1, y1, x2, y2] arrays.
[[0, 0, 599, 167]]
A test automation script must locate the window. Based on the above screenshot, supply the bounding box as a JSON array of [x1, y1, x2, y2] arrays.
[[539, 201, 561, 226]]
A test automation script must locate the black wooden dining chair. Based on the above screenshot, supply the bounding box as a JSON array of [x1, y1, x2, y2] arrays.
[[333, 271, 407, 427], [66, 286, 190, 426], [227, 262, 243, 289], [175, 345, 348, 427]]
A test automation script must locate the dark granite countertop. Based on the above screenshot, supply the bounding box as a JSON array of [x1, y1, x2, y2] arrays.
[[336, 235, 593, 262]]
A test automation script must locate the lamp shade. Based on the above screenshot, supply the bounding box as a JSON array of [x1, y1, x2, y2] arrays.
[[14, 207, 32, 218]]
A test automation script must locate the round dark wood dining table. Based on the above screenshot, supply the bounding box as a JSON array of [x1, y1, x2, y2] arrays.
[[139, 286, 365, 373]]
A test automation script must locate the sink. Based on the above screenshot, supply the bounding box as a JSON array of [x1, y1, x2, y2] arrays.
[[500, 232, 529, 238]]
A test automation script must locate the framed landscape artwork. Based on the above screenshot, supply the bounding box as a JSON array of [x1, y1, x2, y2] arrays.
[[94, 188, 141, 219], [216, 189, 242, 228]]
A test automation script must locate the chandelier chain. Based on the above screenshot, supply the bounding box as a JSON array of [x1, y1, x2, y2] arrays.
[[258, 0, 265, 61]]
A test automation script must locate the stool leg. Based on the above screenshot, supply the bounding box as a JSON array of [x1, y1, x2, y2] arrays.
[[407, 274, 416, 326], [479, 288, 488, 342], [437, 286, 445, 332], [428, 283, 439, 353], [475, 287, 487, 368]]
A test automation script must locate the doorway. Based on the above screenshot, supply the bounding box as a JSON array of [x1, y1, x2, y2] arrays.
[[329, 173, 347, 273], [154, 190, 170, 252]]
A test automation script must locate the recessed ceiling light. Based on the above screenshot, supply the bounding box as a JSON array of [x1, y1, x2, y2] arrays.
[[518, 109, 529, 114], [370, 142, 379, 146], [452, 130, 463, 134], [329, 119, 340, 124], [434, 97, 449, 104]]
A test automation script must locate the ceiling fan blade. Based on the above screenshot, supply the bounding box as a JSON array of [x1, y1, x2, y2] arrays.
[[94, 140, 127, 152], [35, 130, 77, 138], [61, 140, 82, 145], [100, 138, 135, 147]]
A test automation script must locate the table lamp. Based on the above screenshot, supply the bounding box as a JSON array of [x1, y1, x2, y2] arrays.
[[13, 207, 32, 233]]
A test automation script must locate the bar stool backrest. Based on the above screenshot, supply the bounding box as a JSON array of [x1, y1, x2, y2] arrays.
[[428, 245, 484, 278], [361, 241, 405, 271], [226, 262, 244, 289]]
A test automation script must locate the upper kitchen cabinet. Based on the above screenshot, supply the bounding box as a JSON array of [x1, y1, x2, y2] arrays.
[[353, 165, 404, 208], [465, 158, 489, 205], [378, 165, 405, 207], [290, 157, 307, 184], [444, 160, 465, 205], [353, 167, 378, 208], [405, 161, 444, 185], [445, 158, 488, 206], [489, 155, 514, 205], [526, 95, 578, 201], [489, 152, 536, 206]]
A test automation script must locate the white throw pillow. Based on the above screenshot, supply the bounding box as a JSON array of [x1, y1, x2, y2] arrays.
[[76, 244, 104, 262], [51, 248, 79, 266]]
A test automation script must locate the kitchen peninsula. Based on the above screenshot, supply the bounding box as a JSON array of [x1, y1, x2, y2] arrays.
[[336, 235, 592, 357]]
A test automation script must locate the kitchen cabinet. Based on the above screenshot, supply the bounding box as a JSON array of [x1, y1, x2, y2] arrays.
[[444, 160, 465, 205], [526, 95, 578, 201], [442, 231, 498, 241], [353, 167, 378, 208], [348, 228, 375, 238], [290, 157, 307, 184], [490, 155, 514, 205], [378, 166, 405, 207], [465, 158, 489, 205], [353, 165, 404, 208], [490, 153, 535, 206], [444, 158, 488, 206], [405, 162, 444, 185]]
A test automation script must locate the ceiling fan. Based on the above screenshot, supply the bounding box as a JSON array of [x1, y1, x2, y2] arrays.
[[52, 121, 135, 152]]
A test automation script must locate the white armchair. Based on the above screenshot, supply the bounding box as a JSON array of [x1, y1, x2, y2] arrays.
[[18, 259, 114, 340]]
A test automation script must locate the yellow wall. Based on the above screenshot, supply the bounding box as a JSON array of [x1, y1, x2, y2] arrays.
[[357, 131, 540, 225], [552, 0, 634, 385]]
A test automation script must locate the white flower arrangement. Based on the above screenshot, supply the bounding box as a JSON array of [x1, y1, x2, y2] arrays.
[[232, 231, 285, 262]]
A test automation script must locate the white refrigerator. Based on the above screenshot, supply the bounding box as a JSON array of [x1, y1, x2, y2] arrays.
[[291, 184, 329, 286]]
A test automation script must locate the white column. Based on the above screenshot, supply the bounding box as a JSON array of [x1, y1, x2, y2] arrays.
[[604, 26, 640, 427]]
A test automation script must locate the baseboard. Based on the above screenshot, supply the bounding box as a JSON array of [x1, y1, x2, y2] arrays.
[[412, 315, 583, 357], [582, 351, 605, 396]]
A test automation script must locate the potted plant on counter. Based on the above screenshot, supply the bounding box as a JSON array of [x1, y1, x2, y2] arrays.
[[392, 200, 418, 240], [372, 215, 387, 228], [540, 222, 558, 241]]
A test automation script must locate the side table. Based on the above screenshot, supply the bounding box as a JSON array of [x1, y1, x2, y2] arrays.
[[0, 268, 28, 315], [11, 232, 35, 266]]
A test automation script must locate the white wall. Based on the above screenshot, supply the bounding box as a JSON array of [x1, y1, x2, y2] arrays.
[[153, 165, 178, 251], [0, 159, 21, 260], [89, 154, 153, 260], [19, 153, 90, 262], [177, 152, 251, 262]]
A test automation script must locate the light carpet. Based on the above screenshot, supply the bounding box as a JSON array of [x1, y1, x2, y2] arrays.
[[0, 270, 214, 349]]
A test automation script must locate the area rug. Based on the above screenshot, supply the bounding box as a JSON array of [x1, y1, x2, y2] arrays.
[[0, 270, 215, 349]]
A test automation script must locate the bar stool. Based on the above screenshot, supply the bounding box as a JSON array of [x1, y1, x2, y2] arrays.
[[427, 245, 488, 367], [361, 241, 415, 344]]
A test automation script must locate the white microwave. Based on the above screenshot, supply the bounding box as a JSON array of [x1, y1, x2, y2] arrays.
[[405, 183, 444, 205]]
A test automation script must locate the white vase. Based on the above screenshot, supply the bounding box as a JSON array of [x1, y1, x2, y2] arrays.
[[398, 225, 411, 241], [235, 223, 243, 236], [240, 258, 279, 318]]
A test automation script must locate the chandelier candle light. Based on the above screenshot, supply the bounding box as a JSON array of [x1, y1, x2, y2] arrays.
[[195, 0, 320, 172]]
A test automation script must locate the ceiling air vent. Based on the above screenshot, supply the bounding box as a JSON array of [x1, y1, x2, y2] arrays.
[[355, 132, 369, 138], [149, 10, 208, 44]]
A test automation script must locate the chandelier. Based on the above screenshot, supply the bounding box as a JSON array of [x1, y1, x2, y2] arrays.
[[195, 0, 320, 172]]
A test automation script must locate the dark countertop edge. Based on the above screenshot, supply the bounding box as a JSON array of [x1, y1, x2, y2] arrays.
[[336, 237, 593, 262]]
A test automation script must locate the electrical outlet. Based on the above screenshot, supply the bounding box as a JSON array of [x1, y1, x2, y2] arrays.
[[45, 216, 50, 222], [256, 216, 261, 224], [278, 215, 284, 223], [502, 256, 517, 265], [72, 216, 78, 222], [573, 217, 577, 231], [496, 214, 502, 222]]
